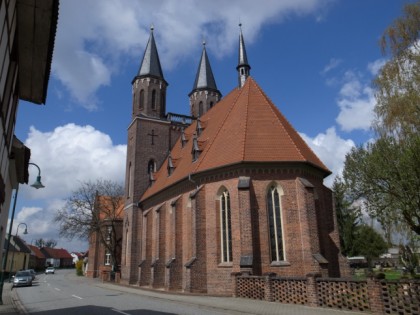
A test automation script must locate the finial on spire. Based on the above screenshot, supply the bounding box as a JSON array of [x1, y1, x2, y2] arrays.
[[237, 23, 251, 88]]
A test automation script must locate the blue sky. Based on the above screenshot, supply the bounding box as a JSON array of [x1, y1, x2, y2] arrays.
[[12, 0, 412, 251]]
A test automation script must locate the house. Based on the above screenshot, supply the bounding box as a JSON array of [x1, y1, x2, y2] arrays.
[[4, 235, 31, 273], [0, 0, 59, 262], [86, 196, 124, 278], [28, 245, 46, 271], [120, 27, 345, 295], [41, 248, 73, 268]]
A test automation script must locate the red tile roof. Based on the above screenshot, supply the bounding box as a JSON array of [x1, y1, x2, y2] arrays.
[[28, 245, 45, 259], [141, 77, 330, 201], [42, 247, 72, 259]]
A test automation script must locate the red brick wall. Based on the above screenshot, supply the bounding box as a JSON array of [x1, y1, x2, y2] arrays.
[[126, 166, 343, 296]]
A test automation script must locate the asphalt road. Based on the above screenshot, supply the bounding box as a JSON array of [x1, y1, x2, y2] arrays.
[[13, 270, 230, 315]]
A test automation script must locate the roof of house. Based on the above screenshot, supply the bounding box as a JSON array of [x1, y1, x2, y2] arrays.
[[41, 247, 72, 259], [95, 196, 124, 220], [28, 245, 46, 259], [9, 236, 31, 253], [141, 76, 330, 201]]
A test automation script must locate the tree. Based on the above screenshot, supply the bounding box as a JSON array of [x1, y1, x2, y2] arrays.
[[54, 179, 124, 271], [351, 225, 388, 267], [374, 1, 420, 139], [343, 2, 420, 236], [332, 176, 361, 256], [34, 238, 57, 248]]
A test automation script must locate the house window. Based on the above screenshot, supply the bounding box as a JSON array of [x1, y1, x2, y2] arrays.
[[267, 185, 285, 262], [105, 251, 111, 265], [106, 226, 112, 242], [220, 190, 232, 263]]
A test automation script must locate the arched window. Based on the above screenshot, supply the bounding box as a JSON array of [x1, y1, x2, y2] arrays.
[[160, 92, 165, 116], [147, 159, 156, 174], [127, 162, 132, 198], [151, 89, 156, 110], [198, 101, 203, 117], [139, 89, 144, 109], [220, 190, 232, 263], [267, 185, 285, 262]]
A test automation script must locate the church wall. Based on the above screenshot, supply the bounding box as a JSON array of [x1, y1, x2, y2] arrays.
[[131, 167, 342, 296]]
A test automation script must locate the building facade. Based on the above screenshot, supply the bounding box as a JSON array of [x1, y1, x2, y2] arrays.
[[121, 26, 344, 295], [0, 0, 59, 260]]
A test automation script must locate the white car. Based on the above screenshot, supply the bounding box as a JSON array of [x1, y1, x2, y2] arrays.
[[45, 267, 55, 274]]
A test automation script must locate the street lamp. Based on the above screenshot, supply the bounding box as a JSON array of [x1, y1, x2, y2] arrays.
[[29, 162, 45, 189], [0, 162, 45, 304], [8, 223, 28, 282]]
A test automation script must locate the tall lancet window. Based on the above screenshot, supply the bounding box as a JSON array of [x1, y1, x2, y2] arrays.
[[139, 89, 145, 109], [267, 185, 285, 262], [151, 89, 156, 110], [198, 101, 203, 117], [220, 190, 232, 263]]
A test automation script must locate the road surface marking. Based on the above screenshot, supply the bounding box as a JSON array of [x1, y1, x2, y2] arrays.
[[112, 309, 130, 315], [54, 288, 61, 291], [72, 295, 83, 299]]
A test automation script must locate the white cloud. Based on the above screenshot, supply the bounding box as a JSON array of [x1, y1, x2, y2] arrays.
[[321, 58, 342, 74], [300, 127, 355, 187], [367, 58, 386, 76], [14, 124, 126, 251], [22, 124, 126, 200], [335, 70, 376, 132], [52, 0, 333, 109]]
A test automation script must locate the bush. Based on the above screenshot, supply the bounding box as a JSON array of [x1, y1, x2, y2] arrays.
[[75, 260, 84, 276]]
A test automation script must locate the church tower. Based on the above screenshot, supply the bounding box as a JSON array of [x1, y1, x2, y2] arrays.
[[131, 26, 167, 119], [122, 27, 192, 284], [189, 42, 221, 117], [237, 24, 251, 88]]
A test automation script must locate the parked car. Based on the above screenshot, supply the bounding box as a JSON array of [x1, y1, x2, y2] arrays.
[[45, 267, 55, 274], [13, 271, 33, 287], [25, 269, 36, 280]]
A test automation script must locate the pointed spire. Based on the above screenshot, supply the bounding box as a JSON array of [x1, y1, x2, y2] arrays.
[[138, 26, 165, 80], [237, 23, 251, 88], [191, 41, 219, 93]]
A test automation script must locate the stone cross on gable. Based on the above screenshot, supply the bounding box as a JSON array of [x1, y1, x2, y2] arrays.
[[147, 129, 158, 145]]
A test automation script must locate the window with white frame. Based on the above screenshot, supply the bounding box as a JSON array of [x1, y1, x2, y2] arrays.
[[220, 190, 232, 263], [267, 185, 285, 262], [105, 251, 111, 265]]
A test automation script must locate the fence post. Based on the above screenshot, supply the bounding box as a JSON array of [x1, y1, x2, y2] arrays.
[[231, 272, 241, 297], [264, 273, 275, 302], [367, 279, 385, 314], [306, 272, 321, 307]]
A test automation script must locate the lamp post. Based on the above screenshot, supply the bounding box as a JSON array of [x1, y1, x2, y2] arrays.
[[8, 223, 28, 282], [0, 162, 45, 304]]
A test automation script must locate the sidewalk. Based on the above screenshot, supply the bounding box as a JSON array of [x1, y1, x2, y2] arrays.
[[94, 279, 366, 315], [0, 282, 23, 315]]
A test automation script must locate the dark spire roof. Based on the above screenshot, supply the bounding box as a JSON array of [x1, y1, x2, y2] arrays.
[[190, 42, 219, 93], [137, 26, 165, 80], [237, 24, 251, 88]]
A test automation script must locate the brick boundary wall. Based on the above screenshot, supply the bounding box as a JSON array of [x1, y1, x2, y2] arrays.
[[234, 274, 420, 315]]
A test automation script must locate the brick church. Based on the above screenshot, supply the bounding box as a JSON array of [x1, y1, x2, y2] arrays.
[[120, 26, 344, 295]]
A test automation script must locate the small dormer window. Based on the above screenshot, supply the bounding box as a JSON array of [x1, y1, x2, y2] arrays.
[[191, 134, 201, 162], [181, 128, 187, 148], [167, 153, 175, 176], [196, 118, 203, 136]]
